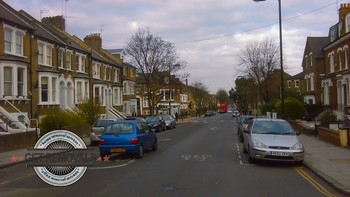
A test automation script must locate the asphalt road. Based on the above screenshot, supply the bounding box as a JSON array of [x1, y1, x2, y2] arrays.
[[0, 114, 344, 197]]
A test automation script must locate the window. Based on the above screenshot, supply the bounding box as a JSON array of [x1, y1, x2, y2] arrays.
[[46, 45, 52, 65], [76, 53, 87, 73], [344, 46, 349, 69], [92, 62, 101, 79], [77, 81, 82, 102], [4, 25, 25, 56], [295, 80, 300, 88], [115, 69, 120, 82], [38, 44, 44, 64], [58, 49, 64, 68], [113, 87, 122, 106], [329, 52, 335, 73], [37, 41, 53, 66], [15, 32, 23, 55], [39, 75, 58, 104], [66, 51, 72, 70], [1, 65, 27, 99], [338, 48, 343, 70], [41, 77, 48, 102], [346, 14, 350, 33], [52, 78, 57, 102], [309, 53, 313, 67], [4, 67, 13, 96], [4, 28, 12, 52], [304, 55, 308, 68], [287, 80, 291, 88], [17, 68, 24, 96]]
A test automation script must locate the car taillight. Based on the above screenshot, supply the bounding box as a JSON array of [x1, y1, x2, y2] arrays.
[[99, 139, 105, 145], [130, 138, 138, 144]]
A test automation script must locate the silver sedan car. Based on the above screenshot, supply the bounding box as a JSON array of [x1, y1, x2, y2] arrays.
[[242, 118, 304, 164]]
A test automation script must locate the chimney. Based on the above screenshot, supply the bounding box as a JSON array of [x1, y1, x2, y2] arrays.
[[84, 33, 102, 49], [41, 15, 65, 31]]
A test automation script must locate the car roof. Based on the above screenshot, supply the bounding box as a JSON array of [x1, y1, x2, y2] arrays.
[[253, 118, 287, 122]]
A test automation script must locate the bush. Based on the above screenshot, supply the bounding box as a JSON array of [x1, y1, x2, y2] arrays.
[[275, 97, 305, 120], [260, 102, 275, 116], [319, 110, 337, 127], [40, 109, 86, 135]]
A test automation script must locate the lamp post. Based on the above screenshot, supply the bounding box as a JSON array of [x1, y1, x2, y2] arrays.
[[254, 0, 284, 118], [168, 65, 172, 115]]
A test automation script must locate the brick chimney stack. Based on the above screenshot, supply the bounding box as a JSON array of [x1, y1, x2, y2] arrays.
[[41, 15, 65, 31], [84, 33, 102, 49]]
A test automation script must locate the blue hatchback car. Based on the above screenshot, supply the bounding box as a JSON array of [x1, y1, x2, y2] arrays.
[[99, 120, 158, 159]]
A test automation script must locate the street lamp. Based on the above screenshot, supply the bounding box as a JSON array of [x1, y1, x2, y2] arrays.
[[168, 65, 172, 115], [254, 0, 284, 118]]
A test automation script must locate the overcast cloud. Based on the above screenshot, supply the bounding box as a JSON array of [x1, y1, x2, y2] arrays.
[[6, 0, 345, 94]]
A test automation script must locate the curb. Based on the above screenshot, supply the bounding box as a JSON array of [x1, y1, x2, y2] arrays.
[[303, 162, 350, 195]]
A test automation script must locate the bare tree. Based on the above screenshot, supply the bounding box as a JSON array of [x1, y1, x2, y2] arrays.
[[216, 88, 229, 104], [123, 28, 186, 115], [190, 81, 209, 115], [237, 37, 280, 103]]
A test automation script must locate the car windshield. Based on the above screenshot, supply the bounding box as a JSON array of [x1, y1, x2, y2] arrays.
[[94, 120, 115, 127], [105, 123, 134, 134], [146, 116, 159, 122], [163, 116, 172, 120], [252, 120, 295, 135]]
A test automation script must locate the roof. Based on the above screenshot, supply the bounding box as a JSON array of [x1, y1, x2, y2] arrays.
[[0, 1, 33, 30], [18, 10, 66, 45], [306, 37, 329, 58]]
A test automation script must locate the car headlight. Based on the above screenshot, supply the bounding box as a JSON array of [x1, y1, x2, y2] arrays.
[[253, 140, 268, 149], [291, 143, 304, 150]]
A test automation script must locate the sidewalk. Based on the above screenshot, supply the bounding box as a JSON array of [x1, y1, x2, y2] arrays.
[[0, 119, 349, 195], [299, 134, 350, 195]]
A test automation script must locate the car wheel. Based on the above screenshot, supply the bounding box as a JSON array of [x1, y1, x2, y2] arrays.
[[239, 134, 244, 143], [243, 144, 247, 154], [247, 146, 255, 164], [152, 139, 158, 151], [137, 145, 144, 159]]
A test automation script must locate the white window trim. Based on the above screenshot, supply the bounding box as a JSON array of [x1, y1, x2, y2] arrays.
[[37, 40, 54, 67], [38, 73, 59, 105], [75, 79, 89, 103], [76, 52, 87, 73], [66, 50, 73, 70], [3, 24, 26, 57], [0, 62, 28, 100], [58, 48, 65, 69]]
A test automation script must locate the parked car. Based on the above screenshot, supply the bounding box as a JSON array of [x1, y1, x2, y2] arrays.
[[124, 116, 147, 123], [90, 119, 121, 146], [99, 120, 157, 159], [205, 110, 216, 117], [237, 115, 256, 143], [162, 115, 176, 129], [242, 118, 304, 164], [145, 115, 166, 132]]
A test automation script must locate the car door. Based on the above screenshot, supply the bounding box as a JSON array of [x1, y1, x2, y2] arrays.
[[137, 122, 154, 148]]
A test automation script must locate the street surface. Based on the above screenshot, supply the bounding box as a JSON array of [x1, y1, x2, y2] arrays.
[[0, 114, 344, 197]]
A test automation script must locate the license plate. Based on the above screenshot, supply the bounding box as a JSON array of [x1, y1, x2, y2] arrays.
[[271, 151, 289, 156], [110, 148, 126, 153]]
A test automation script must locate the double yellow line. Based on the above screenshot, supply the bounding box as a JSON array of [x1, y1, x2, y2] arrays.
[[295, 167, 337, 197]]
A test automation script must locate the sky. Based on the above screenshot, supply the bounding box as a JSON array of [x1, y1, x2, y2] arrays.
[[5, 0, 346, 94]]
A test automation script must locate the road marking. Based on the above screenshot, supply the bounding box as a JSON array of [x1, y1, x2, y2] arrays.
[[295, 167, 337, 197], [0, 172, 35, 185], [89, 159, 135, 170], [160, 138, 171, 141], [235, 139, 253, 166]]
